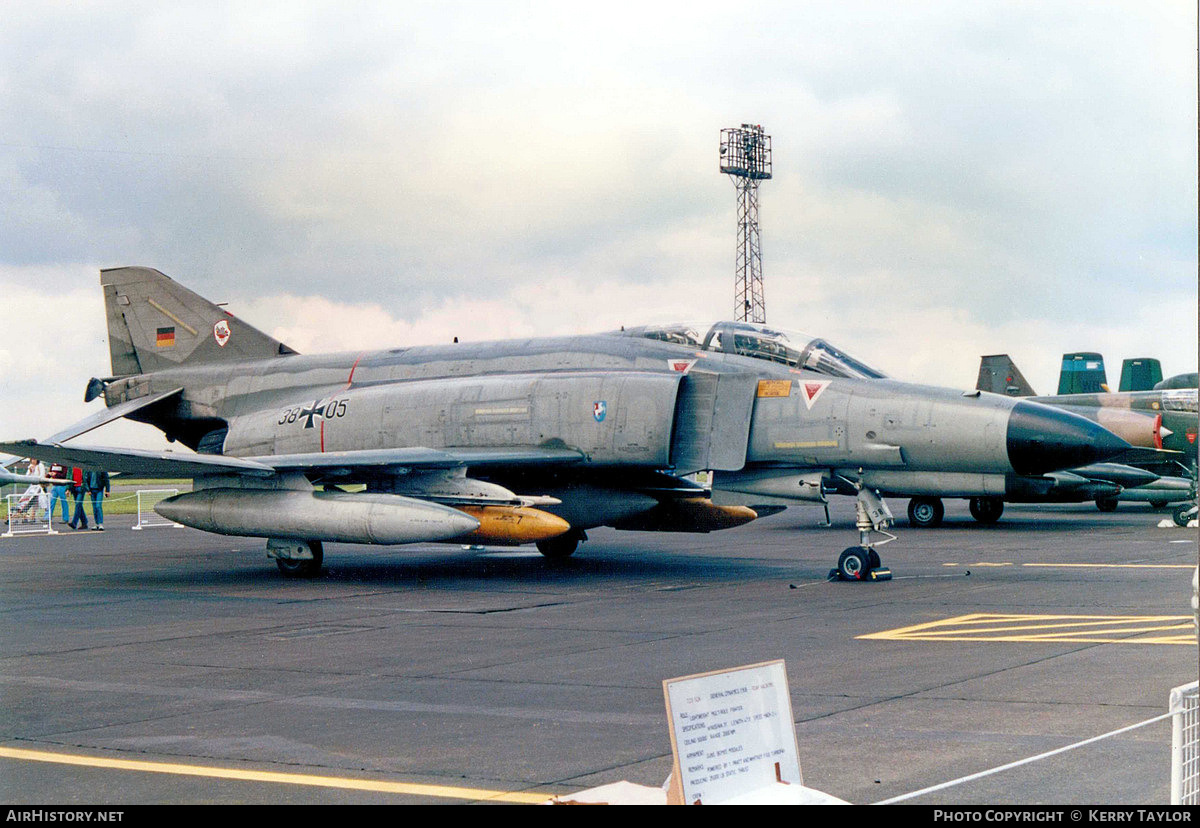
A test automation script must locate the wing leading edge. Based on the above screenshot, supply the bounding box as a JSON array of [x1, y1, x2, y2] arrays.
[[0, 440, 586, 480]]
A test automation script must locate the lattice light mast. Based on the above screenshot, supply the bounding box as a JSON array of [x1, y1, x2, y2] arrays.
[[720, 124, 772, 323]]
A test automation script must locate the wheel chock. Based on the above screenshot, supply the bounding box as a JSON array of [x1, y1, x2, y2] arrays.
[[828, 566, 893, 582]]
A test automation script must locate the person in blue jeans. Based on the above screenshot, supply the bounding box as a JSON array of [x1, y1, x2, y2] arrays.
[[85, 470, 110, 531], [48, 462, 71, 525], [68, 467, 88, 530]]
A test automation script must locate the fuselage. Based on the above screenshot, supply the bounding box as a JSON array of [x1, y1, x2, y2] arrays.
[[102, 324, 1128, 500]]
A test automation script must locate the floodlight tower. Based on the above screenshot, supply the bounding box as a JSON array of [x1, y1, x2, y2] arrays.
[[720, 124, 772, 323]]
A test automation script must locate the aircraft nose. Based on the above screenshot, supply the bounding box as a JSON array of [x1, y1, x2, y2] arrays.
[[1006, 401, 1131, 476]]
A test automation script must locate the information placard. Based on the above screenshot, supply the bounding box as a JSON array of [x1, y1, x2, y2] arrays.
[[663, 660, 801, 805]]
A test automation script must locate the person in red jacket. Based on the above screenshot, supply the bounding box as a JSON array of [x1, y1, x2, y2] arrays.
[[67, 467, 89, 530]]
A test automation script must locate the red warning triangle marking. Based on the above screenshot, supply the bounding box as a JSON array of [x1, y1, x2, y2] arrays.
[[802, 381, 831, 409]]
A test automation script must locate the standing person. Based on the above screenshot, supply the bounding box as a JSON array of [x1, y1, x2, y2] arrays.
[[68, 467, 89, 530], [86, 469, 110, 531], [47, 462, 70, 526], [15, 458, 47, 523]]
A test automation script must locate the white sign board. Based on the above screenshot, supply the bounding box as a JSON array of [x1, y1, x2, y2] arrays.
[[663, 660, 801, 805]]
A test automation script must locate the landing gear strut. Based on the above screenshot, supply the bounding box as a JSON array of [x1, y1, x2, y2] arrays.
[[1173, 502, 1197, 527], [830, 488, 894, 582], [268, 538, 324, 577]]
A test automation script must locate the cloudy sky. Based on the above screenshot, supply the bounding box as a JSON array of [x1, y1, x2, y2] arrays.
[[0, 1, 1195, 449]]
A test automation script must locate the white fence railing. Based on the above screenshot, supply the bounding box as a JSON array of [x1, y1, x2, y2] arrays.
[[2, 491, 56, 537], [132, 489, 183, 530], [1171, 681, 1199, 805]]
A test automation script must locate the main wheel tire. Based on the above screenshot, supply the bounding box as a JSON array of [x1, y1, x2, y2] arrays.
[[837, 546, 872, 581], [907, 497, 945, 528], [968, 496, 1004, 524], [536, 532, 580, 560], [1095, 497, 1119, 513], [275, 540, 323, 577], [1173, 503, 1196, 527]]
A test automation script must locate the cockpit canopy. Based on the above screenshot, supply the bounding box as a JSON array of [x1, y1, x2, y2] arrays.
[[1161, 388, 1198, 413], [622, 321, 887, 380]]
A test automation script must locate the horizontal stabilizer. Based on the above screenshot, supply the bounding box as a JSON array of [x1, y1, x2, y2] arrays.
[[42, 388, 184, 445], [0, 440, 276, 478], [0, 388, 185, 471]]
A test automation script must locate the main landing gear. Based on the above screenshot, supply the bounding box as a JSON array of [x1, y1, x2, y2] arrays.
[[907, 495, 1005, 527], [268, 538, 324, 577], [1173, 502, 1197, 528], [830, 487, 894, 582], [907, 496, 944, 528], [536, 529, 587, 560], [968, 496, 1004, 524]]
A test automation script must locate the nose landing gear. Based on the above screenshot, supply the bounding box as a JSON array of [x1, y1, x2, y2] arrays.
[[830, 487, 894, 582]]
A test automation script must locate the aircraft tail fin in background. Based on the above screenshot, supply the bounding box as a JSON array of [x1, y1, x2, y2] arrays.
[[1119, 358, 1164, 392], [101, 266, 298, 377], [977, 355, 1037, 397], [1057, 352, 1107, 395]]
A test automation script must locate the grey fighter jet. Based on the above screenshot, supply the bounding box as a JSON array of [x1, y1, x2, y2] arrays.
[[1, 267, 1131, 580]]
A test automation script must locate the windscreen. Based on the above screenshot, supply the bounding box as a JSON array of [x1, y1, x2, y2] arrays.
[[1161, 388, 1198, 414], [623, 321, 886, 379], [705, 322, 887, 379]]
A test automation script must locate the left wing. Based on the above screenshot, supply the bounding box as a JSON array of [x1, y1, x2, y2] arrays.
[[0, 440, 585, 481]]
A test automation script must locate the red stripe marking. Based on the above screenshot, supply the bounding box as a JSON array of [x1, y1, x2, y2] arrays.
[[323, 352, 365, 454], [346, 352, 364, 388]]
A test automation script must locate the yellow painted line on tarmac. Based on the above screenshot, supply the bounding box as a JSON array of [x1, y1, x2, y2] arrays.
[[0, 746, 554, 803], [943, 562, 1195, 570], [859, 612, 1195, 645], [1021, 563, 1195, 570]]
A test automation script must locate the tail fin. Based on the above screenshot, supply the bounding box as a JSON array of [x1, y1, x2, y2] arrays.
[[101, 266, 297, 376], [977, 355, 1036, 396], [1058, 352, 1107, 395], [1119, 358, 1163, 392]]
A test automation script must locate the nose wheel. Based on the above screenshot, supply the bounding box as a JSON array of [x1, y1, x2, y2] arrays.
[[836, 546, 884, 581]]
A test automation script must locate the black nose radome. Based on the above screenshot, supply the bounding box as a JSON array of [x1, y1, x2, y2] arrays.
[[1007, 401, 1132, 476]]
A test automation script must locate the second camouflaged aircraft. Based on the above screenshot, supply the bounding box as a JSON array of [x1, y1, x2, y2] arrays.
[[2, 267, 1132, 580]]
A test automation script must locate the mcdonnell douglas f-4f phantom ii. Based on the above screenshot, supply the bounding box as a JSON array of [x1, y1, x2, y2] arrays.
[[0, 267, 1133, 581]]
